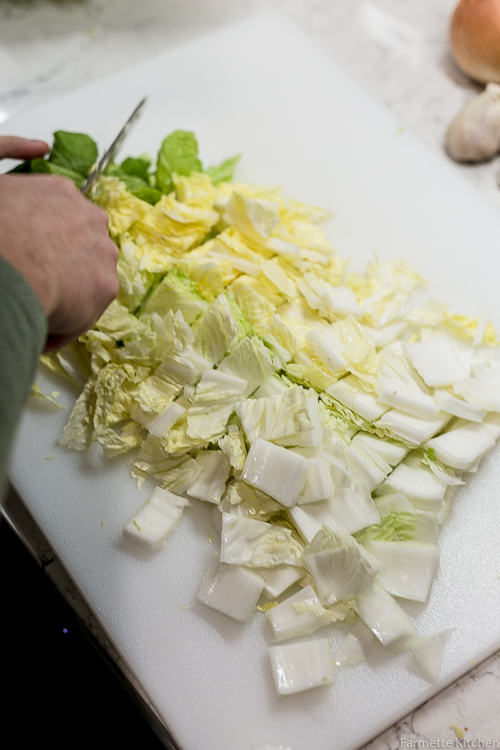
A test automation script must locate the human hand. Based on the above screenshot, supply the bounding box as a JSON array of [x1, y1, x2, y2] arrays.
[[0, 136, 119, 350]]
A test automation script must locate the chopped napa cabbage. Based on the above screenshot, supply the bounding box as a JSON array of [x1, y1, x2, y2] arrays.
[[190, 369, 248, 407], [354, 580, 418, 651], [347, 259, 424, 328], [335, 618, 374, 667], [29, 384, 65, 409], [433, 389, 486, 422], [177, 258, 227, 302], [40, 341, 91, 390], [288, 481, 380, 541], [47, 127, 500, 698], [95, 299, 148, 341], [453, 375, 500, 413], [221, 479, 283, 521], [260, 259, 297, 300], [362, 320, 407, 348], [196, 560, 265, 622], [343, 441, 391, 492], [142, 270, 208, 322], [95, 420, 144, 457], [220, 513, 294, 568], [192, 294, 244, 364], [95, 176, 152, 237], [251, 564, 304, 599], [133, 376, 180, 415], [235, 387, 319, 446], [381, 456, 448, 511], [443, 311, 498, 346], [374, 490, 415, 516], [218, 336, 276, 396], [304, 526, 373, 605], [224, 191, 279, 244], [351, 432, 409, 467], [265, 584, 336, 641], [155, 349, 211, 391], [363, 540, 440, 602], [375, 409, 451, 446], [122, 487, 190, 550], [186, 369, 248, 441], [309, 316, 379, 385], [133, 437, 202, 493], [152, 309, 195, 352], [362, 497, 439, 542], [327, 375, 390, 422], [426, 420, 495, 472], [267, 639, 333, 695], [310, 278, 362, 320], [131, 400, 185, 438], [376, 343, 440, 420], [253, 373, 290, 398], [241, 438, 310, 507], [206, 154, 240, 185], [296, 457, 334, 504], [187, 450, 231, 504], [218, 425, 248, 470], [406, 336, 468, 388], [335, 633, 366, 668], [410, 629, 454, 683], [484, 412, 500, 440], [173, 171, 216, 208]]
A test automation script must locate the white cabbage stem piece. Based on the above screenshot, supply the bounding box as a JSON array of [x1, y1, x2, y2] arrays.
[[304, 526, 374, 605], [335, 620, 374, 668], [364, 540, 440, 603], [251, 564, 304, 599], [354, 581, 418, 651], [241, 437, 310, 506], [410, 629, 454, 683], [267, 639, 333, 695], [196, 561, 265, 622], [122, 487, 190, 551], [265, 584, 334, 641]]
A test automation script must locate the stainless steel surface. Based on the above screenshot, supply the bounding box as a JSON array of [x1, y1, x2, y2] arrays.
[[80, 96, 147, 197]]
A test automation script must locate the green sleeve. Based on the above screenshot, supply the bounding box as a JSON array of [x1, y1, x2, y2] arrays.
[[0, 255, 47, 487]]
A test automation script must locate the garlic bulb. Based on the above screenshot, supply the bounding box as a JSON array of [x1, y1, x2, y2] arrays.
[[444, 83, 500, 162], [450, 0, 500, 84]]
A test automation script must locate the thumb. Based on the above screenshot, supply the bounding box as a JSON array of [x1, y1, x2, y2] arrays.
[[0, 136, 49, 160]]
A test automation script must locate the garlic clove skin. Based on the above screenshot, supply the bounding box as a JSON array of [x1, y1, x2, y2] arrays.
[[445, 82, 500, 162]]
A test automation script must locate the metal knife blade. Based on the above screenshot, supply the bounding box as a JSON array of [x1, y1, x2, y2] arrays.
[[80, 96, 147, 198]]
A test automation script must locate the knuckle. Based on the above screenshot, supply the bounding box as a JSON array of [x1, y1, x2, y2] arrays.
[[43, 174, 78, 196], [89, 202, 109, 223], [53, 175, 76, 191]]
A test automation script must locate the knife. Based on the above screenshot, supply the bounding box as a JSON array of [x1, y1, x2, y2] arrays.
[[80, 96, 148, 198]]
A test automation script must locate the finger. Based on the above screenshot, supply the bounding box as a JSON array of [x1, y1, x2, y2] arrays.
[[0, 136, 49, 160], [43, 333, 75, 353]]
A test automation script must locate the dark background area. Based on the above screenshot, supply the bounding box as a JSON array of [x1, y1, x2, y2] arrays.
[[0, 517, 177, 749]]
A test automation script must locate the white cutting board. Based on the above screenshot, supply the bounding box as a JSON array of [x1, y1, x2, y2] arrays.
[[4, 12, 500, 750]]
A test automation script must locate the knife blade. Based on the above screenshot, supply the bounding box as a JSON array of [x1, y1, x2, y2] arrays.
[[80, 96, 147, 198]]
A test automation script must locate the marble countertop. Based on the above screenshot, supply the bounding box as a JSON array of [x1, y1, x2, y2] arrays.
[[1, 0, 499, 747]]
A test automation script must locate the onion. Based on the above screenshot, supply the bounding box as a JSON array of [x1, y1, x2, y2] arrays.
[[450, 0, 500, 84]]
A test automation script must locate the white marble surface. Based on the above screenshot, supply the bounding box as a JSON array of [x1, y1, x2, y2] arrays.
[[1, 0, 499, 747]]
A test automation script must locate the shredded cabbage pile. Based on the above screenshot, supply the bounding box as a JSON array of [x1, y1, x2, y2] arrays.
[[39, 129, 500, 691]]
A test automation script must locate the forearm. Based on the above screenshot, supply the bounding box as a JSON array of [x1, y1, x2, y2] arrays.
[[0, 255, 47, 488]]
